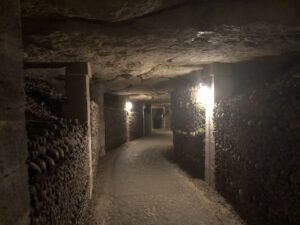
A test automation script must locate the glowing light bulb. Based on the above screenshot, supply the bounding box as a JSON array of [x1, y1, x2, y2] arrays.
[[125, 101, 133, 112], [196, 85, 212, 106]]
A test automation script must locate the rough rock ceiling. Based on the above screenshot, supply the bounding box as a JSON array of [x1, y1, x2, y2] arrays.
[[22, 0, 300, 100], [21, 0, 190, 22]]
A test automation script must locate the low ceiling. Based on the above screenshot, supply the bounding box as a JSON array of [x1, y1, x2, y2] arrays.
[[22, 0, 300, 101]]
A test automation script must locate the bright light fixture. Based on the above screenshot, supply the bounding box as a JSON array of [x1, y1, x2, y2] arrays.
[[196, 85, 212, 106], [196, 83, 214, 118], [125, 101, 133, 112]]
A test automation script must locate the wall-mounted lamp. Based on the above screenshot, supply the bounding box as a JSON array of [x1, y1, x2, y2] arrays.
[[125, 101, 133, 113], [196, 82, 214, 120], [196, 84, 213, 107]]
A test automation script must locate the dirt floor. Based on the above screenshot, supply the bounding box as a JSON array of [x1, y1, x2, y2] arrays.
[[91, 130, 244, 225]]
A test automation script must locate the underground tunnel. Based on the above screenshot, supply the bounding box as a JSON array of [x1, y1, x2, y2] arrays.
[[1, 0, 300, 225]]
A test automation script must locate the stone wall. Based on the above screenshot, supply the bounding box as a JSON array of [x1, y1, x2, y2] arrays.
[[144, 104, 152, 135], [104, 94, 144, 150], [25, 78, 91, 225], [24, 68, 66, 95], [0, 1, 30, 224], [128, 102, 144, 140], [214, 65, 300, 225], [90, 82, 105, 179], [164, 105, 171, 129], [171, 85, 206, 178], [104, 94, 127, 150]]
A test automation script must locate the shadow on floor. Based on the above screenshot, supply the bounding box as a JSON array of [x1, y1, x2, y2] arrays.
[[163, 145, 204, 179]]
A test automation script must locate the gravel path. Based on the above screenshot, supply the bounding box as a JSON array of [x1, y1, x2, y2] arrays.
[[92, 130, 244, 225]]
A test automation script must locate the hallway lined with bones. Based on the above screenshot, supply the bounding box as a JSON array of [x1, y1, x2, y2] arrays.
[[1, 1, 300, 225], [92, 130, 243, 225]]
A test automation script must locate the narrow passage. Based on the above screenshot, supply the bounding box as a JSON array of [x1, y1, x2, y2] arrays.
[[92, 131, 243, 225]]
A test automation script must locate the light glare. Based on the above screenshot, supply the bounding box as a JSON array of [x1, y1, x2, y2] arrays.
[[125, 101, 133, 112], [196, 85, 211, 106]]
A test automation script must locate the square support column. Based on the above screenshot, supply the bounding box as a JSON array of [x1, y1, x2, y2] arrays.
[[65, 63, 92, 121], [64, 62, 93, 198], [90, 81, 106, 176], [0, 1, 30, 224], [144, 104, 152, 135], [204, 74, 216, 187]]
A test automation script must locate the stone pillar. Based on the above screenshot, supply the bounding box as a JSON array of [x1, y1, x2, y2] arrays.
[[142, 104, 146, 135], [65, 63, 92, 121], [162, 106, 166, 129], [90, 81, 106, 175], [0, 1, 30, 224], [126, 110, 130, 141], [144, 104, 152, 135], [64, 62, 93, 198], [164, 105, 171, 129], [204, 75, 216, 187], [205, 67, 234, 186], [203, 65, 235, 187]]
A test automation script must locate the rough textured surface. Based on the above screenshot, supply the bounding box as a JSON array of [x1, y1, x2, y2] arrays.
[[21, 0, 189, 21], [104, 94, 144, 150], [163, 105, 171, 129], [0, 1, 30, 224], [91, 101, 101, 176], [128, 102, 144, 140], [214, 64, 300, 225], [24, 68, 66, 95], [90, 82, 106, 178], [25, 78, 91, 225], [171, 84, 206, 178], [91, 131, 244, 225], [104, 94, 128, 150], [22, 0, 300, 97]]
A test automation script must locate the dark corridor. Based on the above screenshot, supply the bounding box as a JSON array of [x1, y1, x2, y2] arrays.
[[152, 108, 164, 129]]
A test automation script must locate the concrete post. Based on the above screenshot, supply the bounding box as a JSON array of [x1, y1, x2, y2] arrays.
[[64, 62, 93, 198]]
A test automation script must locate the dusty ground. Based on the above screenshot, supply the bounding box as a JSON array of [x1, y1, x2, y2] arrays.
[[91, 130, 244, 225]]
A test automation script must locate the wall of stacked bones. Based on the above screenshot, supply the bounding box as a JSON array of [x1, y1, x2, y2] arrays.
[[171, 85, 206, 178], [214, 65, 300, 225], [170, 60, 299, 225], [104, 94, 144, 150], [25, 78, 91, 225]]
